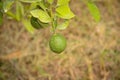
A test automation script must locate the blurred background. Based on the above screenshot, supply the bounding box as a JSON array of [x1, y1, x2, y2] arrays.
[[0, 0, 120, 80]]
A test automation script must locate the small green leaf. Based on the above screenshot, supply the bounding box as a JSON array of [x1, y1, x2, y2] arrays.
[[57, 20, 69, 30], [38, 1, 47, 10], [29, 3, 37, 10], [16, 1, 24, 21], [3, 0, 14, 12], [29, 1, 49, 11], [86, 1, 101, 22], [57, 0, 70, 6], [0, 11, 3, 25], [6, 11, 17, 19], [0, 0, 3, 10], [47, 0, 54, 4], [0, 0, 3, 25], [30, 9, 51, 23], [56, 4, 75, 19], [30, 1, 47, 11], [22, 19, 35, 34], [19, 0, 42, 3]]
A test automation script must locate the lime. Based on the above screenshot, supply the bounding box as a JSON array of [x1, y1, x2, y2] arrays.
[[30, 16, 48, 29], [49, 34, 67, 53]]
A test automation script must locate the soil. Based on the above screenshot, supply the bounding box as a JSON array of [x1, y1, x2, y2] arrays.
[[0, 0, 120, 80]]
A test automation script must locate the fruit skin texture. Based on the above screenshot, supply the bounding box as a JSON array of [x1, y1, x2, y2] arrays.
[[30, 16, 48, 29], [30, 16, 42, 29], [49, 34, 67, 53]]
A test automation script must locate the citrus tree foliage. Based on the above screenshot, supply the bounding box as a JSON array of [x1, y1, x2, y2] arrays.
[[0, 0, 101, 53], [0, 0, 101, 32]]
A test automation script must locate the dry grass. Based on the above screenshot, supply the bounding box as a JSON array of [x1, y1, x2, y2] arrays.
[[0, 0, 120, 80]]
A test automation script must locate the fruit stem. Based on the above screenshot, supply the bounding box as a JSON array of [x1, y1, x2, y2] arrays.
[[50, 4, 56, 34]]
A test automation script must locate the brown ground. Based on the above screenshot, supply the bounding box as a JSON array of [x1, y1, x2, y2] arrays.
[[0, 0, 120, 80]]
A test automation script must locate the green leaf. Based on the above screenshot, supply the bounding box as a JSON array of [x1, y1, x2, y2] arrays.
[[57, 20, 69, 30], [16, 1, 24, 21], [0, 0, 3, 25], [6, 11, 17, 19], [30, 9, 51, 23], [30, 1, 47, 11], [0, 0, 3, 10], [29, 3, 37, 10], [56, 4, 75, 19], [86, 1, 101, 22], [3, 0, 14, 12], [47, 0, 54, 4], [0, 11, 3, 25], [38, 21, 49, 28], [38, 1, 47, 10], [19, 0, 42, 3], [57, 0, 70, 6], [22, 19, 35, 34]]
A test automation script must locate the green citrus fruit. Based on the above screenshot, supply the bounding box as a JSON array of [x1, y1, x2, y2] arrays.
[[49, 34, 67, 53], [30, 16, 48, 29]]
